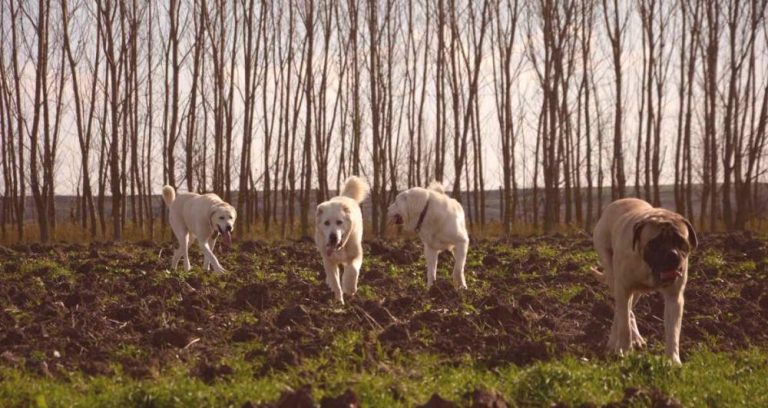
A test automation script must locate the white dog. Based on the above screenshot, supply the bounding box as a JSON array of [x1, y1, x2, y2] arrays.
[[593, 198, 697, 364], [315, 176, 370, 304], [387, 181, 469, 289], [162, 185, 237, 273]]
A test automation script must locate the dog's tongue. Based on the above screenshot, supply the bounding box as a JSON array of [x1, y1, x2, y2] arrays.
[[221, 230, 232, 249], [325, 246, 334, 257], [660, 269, 681, 281]]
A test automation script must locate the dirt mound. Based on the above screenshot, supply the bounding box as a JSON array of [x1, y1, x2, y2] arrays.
[[268, 386, 315, 408], [469, 388, 509, 408], [190, 361, 234, 384], [320, 389, 360, 408], [602, 387, 682, 408], [417, 393, 459, 408]]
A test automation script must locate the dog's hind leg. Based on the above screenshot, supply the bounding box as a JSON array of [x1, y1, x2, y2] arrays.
[[425, 246, 439, 288], [172, 229, 191, 271], [451, 239, 469, 289], [342, 257, 362, 296], [324, 259, 344, 304]]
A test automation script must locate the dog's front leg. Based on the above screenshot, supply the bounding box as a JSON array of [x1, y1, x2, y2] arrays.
[[198, 241, 225, 273], [324, 259, 344, 304], [662, 288, 684, 364], [424, 246, 439, 288], [203, 236, 217, 271], [609, 286, 633, 356], [342, 257, 362, 296], [629, 294, 646, 348], [451, 239, 469, 289]]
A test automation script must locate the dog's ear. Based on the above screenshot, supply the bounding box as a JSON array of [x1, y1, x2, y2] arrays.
[[632, 221, 646, 252], [683, 218, 698, 250], [341, 204, 351, 214], [316, 205, 323, 218]]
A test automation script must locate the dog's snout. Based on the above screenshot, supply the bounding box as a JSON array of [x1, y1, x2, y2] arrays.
[[329, 232, 338, 244], [662, 249, 681, 267], [225, 225, 233, 232]]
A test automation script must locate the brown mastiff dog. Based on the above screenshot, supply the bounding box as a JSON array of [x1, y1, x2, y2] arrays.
[[592, 198, 697, 364]]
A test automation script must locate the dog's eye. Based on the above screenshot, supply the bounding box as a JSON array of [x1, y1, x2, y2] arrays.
[[219, 216, 224, 220], [324, 220, 330, 226], [336, 220, 343, 226]]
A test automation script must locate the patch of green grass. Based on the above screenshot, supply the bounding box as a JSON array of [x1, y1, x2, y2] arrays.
[[534, 245, 559, 260], [21, 259, 75, 281], [2, 338, 766, 408], [526, 284, 582, 304], [696, 248, 727, 271]]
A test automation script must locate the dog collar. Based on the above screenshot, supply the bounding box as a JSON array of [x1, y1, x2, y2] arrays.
[[415, 199, 430, 232]]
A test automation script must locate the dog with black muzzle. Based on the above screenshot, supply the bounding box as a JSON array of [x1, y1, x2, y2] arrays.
[[592, 198, 698, 364], [386, 181, 469, 289], [315, 176, 370, 304], [162, 185, 237, 273]]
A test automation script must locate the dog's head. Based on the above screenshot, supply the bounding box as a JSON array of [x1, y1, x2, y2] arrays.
[[316, 202, 352, 257], [387, 187, 428, 229], [633, 211, 698, 286], [209, 203, 237, 248]]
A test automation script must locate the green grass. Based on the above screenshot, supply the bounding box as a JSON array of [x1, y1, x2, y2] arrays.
[[2, 335, 766, 408]]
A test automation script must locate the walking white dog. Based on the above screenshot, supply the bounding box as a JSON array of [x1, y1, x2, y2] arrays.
[[315, 176, 370, 304], [592, 198, 697, 364], [162, 186, 237, 273], [387, 181, 469, 289]]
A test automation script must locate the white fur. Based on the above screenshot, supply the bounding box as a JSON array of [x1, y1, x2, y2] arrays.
[[315, 176, 370, 304], [387, 181, 470, 289], [593, 198, 695, 364], [163, 185, 237, 273]]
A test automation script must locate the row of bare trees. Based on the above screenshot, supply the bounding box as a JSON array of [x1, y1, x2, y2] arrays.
[[1, 0, 767, 242]]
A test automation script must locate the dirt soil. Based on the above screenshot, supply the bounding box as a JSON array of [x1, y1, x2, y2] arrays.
[[0, 233, 766, 402]]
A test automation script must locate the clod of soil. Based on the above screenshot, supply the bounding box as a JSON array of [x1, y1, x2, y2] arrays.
[[234, 283, 272, 310], [268, 386, 315, 408], [482, 254, 501, 267], [150, 327, 192, 348], [319, 388, 360, 408], [417, 393, 459, 408], [469, 388, 509, 408], [603, 387, 683, 408], [0, 351, 22, 367], [482, 304, 527, 326], [190, 361, 234, 384], [276, 304, 311, 328], [231, 325, 258, 343], [379, 323, 411, 343]]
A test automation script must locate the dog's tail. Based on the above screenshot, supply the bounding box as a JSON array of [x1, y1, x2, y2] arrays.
[[428, 180, 445, 194], [341, 176, 370, 203], [162, 185, 176, 206]]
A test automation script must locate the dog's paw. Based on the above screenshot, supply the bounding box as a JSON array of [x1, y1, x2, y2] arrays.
[[631, 334, 647, 348], [452, 278, 468, 290]]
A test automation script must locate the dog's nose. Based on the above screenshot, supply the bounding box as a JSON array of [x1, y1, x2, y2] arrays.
[[225, 225, 233, 232], [329, 233, 338, 244]]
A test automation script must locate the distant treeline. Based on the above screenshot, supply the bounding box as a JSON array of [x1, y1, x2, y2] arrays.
[[1, 0, 767, 242]]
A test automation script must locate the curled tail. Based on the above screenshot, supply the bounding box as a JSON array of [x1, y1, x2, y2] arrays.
[[341, 176, 370, 203], [428, 180, 445, 194], [162, 185, 176, 206]]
